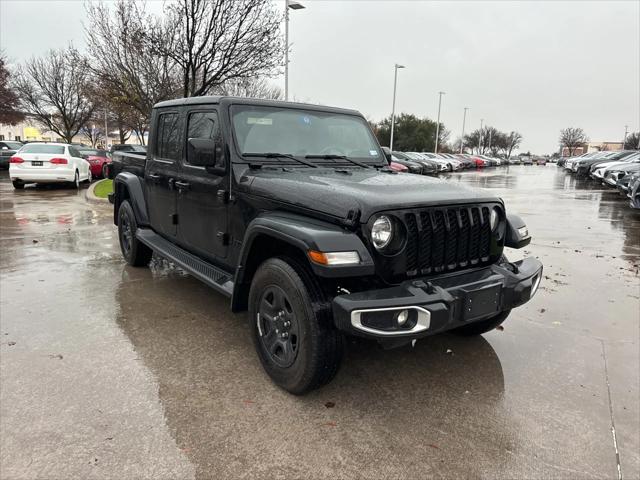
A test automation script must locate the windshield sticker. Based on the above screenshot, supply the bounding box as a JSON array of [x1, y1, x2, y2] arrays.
[[299, 116, 311, 125], [369, 150, 378, 156], [247, 117, 272, 125]]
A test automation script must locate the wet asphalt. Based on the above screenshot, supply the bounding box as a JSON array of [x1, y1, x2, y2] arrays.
[[0, 165, 638, 479]]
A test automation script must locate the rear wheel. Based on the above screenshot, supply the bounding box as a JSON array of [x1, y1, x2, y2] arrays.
[[86, 169, 92, 184], [249, 257, 344, 394], [12, 180, 24, 190], [118, 200, 152, 267], [70, 170, 80, 189]]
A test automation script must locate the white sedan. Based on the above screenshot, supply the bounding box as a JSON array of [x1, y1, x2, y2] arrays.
[[9, 143, 92, 189]]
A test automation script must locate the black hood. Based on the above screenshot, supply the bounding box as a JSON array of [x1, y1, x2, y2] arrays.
[[238, 167, 500, 223]]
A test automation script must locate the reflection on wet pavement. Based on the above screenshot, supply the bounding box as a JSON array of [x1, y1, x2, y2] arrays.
[[1, 167, 638, 479]]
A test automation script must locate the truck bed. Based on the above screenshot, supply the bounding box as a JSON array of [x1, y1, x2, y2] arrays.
[[110, 151, 147, 178]]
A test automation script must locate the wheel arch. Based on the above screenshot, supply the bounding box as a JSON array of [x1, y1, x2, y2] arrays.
[[113, 172, 149, 227], [231, 214, 375, 312]]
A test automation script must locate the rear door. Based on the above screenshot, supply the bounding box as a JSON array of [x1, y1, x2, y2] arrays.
[[146, 110, 183, 239], [176, 108, 228, 261]]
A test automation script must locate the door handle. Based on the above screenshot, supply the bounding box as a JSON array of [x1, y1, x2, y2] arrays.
[[148, 173, 161, 182], [175, 181, 190, 191]]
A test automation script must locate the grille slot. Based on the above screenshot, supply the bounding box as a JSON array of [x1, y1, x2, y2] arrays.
[[402, 205, 496, 275]]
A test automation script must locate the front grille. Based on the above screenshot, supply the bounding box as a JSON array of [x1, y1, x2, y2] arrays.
[[402, 205, 495, 275]]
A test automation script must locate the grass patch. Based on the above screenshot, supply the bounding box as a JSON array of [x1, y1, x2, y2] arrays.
[[93, 179, 113, 198]]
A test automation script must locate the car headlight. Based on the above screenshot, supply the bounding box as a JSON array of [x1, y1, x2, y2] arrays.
[[490, 207, 501, 231], [371, 216, 393, 249]]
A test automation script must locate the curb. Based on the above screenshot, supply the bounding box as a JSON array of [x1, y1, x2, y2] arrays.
[[85, 179, 110, 204]]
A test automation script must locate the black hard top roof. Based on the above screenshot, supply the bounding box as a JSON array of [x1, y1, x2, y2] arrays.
[[153, 96, 362, 116]]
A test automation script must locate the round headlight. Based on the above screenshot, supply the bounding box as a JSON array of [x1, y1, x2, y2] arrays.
[[490, 207, 500, 231], [371, 216, 393, 249]]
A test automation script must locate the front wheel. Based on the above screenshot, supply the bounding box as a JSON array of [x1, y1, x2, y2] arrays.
[[101, 163, 108, 179], [118, 200, 152, 267], [248, 257, 344, 395]]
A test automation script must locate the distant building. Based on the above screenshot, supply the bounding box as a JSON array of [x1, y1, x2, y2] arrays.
[[0, 118, 144, 147], [561, 141, 624, 157]]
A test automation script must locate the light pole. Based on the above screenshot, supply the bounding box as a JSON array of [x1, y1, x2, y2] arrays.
[[104, 109, 109, 147], [460, 107, 469, 153], [488, 127, 492, 152], [479, 118, 484, 154], [284, 0, 305, 101], [390, 63, 405, 151], [434, 91, 445, 153]]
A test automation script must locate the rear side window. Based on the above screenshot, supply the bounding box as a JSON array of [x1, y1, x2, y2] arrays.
[[186, 111, 219, 165], [156, 113, 182, 161], [20, 144, 65, 154]]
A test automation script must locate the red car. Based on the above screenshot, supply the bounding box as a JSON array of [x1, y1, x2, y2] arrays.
[[389, 161, 409, 172], [469, 156, 486, 167], [79, 148, 111, 178]]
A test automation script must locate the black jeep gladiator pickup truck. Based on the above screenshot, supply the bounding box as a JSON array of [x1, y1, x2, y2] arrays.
[[111, 96, 542, 394]]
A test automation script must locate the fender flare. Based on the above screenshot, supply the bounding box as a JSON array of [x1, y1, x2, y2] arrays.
[[505, 213, 531, 249], [231, 212, 375, 311], [113, 172, 149, 227]]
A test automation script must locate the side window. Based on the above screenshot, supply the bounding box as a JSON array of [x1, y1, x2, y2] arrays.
[[68, 146, 79, 157], [186, 111, 219, 165], [156, 112, 182, 161]]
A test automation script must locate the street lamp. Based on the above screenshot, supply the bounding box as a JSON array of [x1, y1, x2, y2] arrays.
[[389, 63, 405, 151], [460, 107, 469, 153], [434, 91, 445, 153], [285, 0, 305, 101]]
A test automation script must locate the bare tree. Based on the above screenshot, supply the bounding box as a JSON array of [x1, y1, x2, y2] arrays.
[[624, 132, 640, 150], [505, 131, 523, 159], [155, 0, 283, 97], [559, 127, 588, 156], [12, 47, 94, 143], [0, 53, 25, 125], [80, 121, 104, 148], [85, 0, 179, 145], [214, 77, 283, 100]]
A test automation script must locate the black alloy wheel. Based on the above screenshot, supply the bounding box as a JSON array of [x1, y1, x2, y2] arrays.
[[257, 285, 300, 368]]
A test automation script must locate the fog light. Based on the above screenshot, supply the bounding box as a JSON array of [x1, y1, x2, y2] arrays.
[[395, 309, 409, 326], [530, 273, 541, 298], [518, 226, 529, 238]]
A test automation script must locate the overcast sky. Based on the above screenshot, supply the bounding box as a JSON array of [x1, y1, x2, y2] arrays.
[[1, 0, 638, 153]]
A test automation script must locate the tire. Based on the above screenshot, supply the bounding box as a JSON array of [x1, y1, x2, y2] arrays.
[[86, 169, 92, 184], [117, 200, 152, 267], [452, 253, 511, 336], [12, 180, 24, 190], [101, 163, 108, 179], [70, 170, 80, 189], [248, 257, 344, 395]]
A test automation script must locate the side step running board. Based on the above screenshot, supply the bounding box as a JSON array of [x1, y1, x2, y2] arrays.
[[136, 228, 234, 297]]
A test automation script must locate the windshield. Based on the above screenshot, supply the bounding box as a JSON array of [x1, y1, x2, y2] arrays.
[[20, 144, 65, 154], [231, 105, 384, 165]]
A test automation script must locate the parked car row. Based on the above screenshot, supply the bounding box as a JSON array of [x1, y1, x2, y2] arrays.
[[384, 149, 513, 175], [6, 141, 146, 189], [561, 150, 640, 209]]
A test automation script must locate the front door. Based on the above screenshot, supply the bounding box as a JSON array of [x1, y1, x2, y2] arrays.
[[176, 109, 228, 261], [146, 111, 183, 239]]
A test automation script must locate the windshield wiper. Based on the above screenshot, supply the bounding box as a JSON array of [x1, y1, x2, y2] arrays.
[[242, 152, 318, 168], [305, 154, 372, 169]]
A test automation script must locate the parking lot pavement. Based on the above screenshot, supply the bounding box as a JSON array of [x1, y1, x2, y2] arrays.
[[0, 166, 638, 479]]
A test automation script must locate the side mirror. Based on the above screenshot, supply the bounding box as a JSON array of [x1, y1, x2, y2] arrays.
[[381, 146, 392, 164], [187, 138, 225, 174]]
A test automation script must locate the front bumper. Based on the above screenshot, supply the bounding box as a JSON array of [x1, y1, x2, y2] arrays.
[[332, 257, 543, 339]]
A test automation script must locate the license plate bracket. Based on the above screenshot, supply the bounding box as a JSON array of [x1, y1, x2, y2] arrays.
[[31, 161, 43, 166], [462, 283, 502, 321]]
